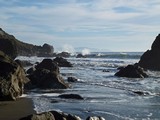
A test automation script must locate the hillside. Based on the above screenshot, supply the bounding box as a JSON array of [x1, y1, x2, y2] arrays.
[[0, 28, 54, 59]]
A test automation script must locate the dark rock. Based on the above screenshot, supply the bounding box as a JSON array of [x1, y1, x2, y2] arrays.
[[117, 66, 125, 70], [139, 34, 160, 70], [36, 59, 59, 73], [22, 111, 82, 120], [20, 112, 55, 120], [76, 54, 86, 58], [53, 57, 72, 67], [0, 51, 29, 100], [26, 67, 36, 75], [50, 111, 81, 120], [58, 94, 84, 100], [56, 52, 71, 58], [132, 90, 150, 96], [115, 64, 148, 78], [102, 70, 110, 72], [26, 59, 69, 89], [67, 77, 78, 82], [27, 69, 69, 89], [15, 59, 33, 67], [86, 116, 105, 120], [0, 28, 54, 59]]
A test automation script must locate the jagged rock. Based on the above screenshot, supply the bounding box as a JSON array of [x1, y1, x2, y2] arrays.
[[58, 94, 84, 100], [139, 34, 160, 70], [115, 64, 148, 78], [0, 51, 28, 100], [0, 28, 54, 59], [67, 77, 78, 82], [26, 59, 69, 89], [53, 57, 72, 67], [86, 116, 105, 120], [20, 112, 55, 120]]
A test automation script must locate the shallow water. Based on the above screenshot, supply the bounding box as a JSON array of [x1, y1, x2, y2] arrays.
[[17, 52, 160, 120]]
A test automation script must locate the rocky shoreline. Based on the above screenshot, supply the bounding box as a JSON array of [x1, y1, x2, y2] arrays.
[[0, 28, 160, 119]]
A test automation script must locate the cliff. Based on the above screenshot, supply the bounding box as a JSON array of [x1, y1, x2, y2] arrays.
[[0, 28, 54, 59]]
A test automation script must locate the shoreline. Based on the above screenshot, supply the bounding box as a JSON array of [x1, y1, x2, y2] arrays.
[[0, 97, 36, 120]]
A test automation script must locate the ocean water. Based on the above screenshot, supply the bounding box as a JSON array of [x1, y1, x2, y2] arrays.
[[17, 52, 160, 120]]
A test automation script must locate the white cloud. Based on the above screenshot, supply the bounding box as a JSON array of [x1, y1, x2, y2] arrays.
[[0, 0, 160, 51]]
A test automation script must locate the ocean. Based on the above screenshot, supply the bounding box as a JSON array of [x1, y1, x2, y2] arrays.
[[17, 52, 160, 120]]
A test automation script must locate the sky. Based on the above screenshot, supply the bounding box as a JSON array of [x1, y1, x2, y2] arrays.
[[1, 0, 160, 52]]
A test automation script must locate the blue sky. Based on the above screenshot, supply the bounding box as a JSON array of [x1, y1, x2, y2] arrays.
[[1, 0, 160, 52]]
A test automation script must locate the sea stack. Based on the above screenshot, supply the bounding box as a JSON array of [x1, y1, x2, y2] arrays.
[[139, 34, 160, 70]]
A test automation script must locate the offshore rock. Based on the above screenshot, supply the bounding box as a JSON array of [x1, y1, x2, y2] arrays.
[[115, 64, 148, 78], [26, 59, 69, 89], [53, 57, 73, 67], [139, 34, 160, 70], [58, 94, 84, 100], [56, 52, 71, 58], [76, 54, 86, 58], [0, 28, 54, 59], [67, 77, 78, 82], [0, 51, 28, 100]]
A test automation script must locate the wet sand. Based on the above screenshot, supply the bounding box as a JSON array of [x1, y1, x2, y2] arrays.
[[0, 98, 36, 120]]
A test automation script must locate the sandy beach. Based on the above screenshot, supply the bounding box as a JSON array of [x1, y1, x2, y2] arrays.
[[0, 98, 35, 120]]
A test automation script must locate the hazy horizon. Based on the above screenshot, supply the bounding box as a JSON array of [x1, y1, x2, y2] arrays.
[[1, 0, 160, 52]]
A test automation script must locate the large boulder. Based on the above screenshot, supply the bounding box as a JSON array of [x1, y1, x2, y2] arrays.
[[139, 34, 160, 70], [35, 59, 59, 73], [115, 64, 148, 78], [0, 28, 54, 59], [26, 59, 69, 89], [20, 112, 55, 120], [53, 57, 73, 67], [20, 111, 81, 120], [0, 51, 28, 100]]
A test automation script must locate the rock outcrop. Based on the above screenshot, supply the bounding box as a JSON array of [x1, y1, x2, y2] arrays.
[[26, 59, 69, 89], [20, 111, 81, 120], [138, 34, 160, 70], [0, 28, 54, 59], [0, 51, 28, 100], [115, 64, 148, 78], [20, 110, 106, 120]]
